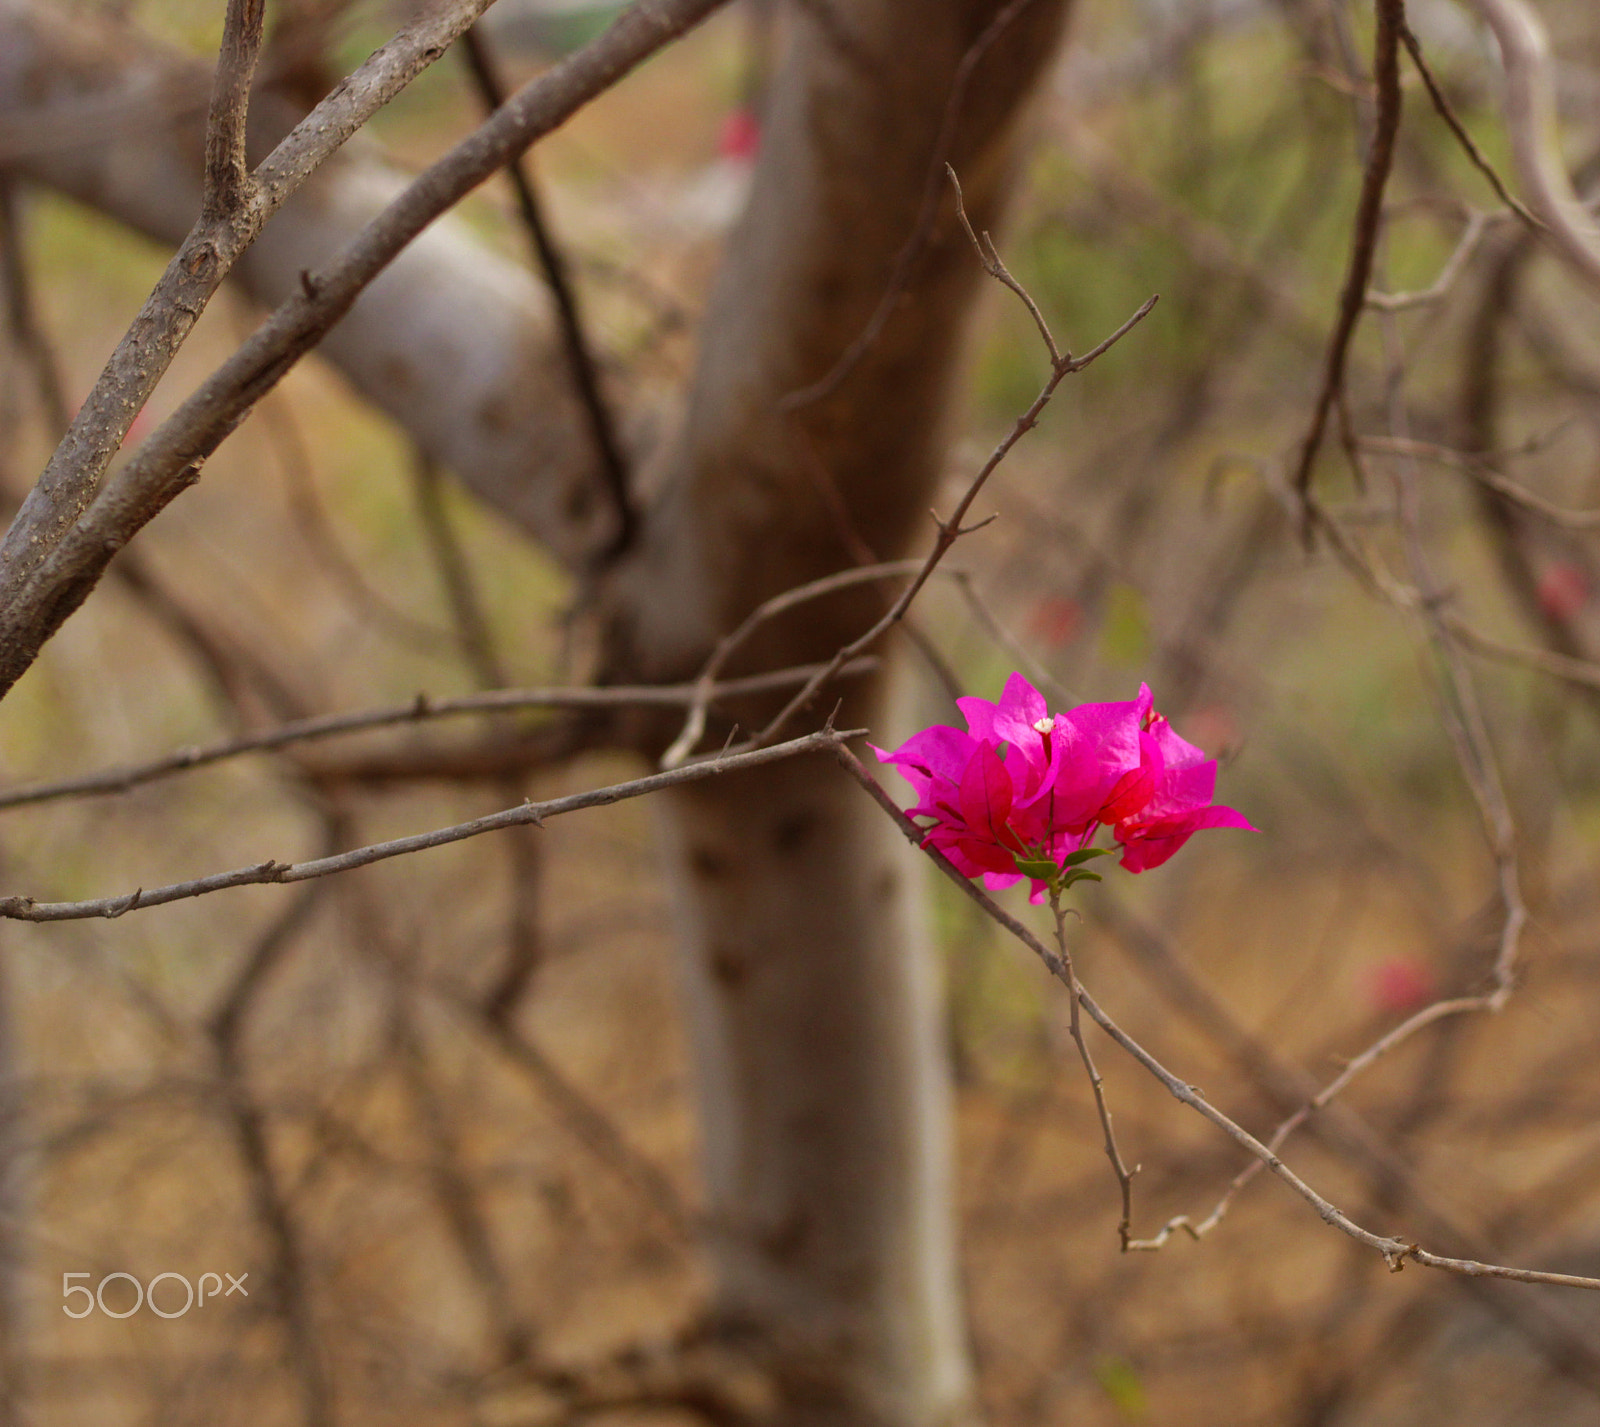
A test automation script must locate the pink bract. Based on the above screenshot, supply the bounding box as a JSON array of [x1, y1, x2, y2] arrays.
[[874, 673, 1253, 900]]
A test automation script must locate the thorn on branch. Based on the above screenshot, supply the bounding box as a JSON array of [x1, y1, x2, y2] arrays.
[[1384, 1241, 1420, 1272], [953, 513, 999, 538], [106, 888, 144, 918]]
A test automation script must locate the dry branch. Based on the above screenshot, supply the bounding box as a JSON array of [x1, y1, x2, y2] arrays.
[[734, 168, 1156, 752], [0, 728, 855, 922], [0, 663, 874, 811], [457, 23, 634, 555], [1290, 0, 1403, 520]]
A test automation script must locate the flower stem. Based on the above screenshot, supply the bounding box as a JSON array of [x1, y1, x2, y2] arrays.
[[1049, 887, 1138, 1250]]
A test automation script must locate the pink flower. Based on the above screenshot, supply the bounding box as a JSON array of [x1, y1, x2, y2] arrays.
[[1364, 957, 1436, 1015], [1537, 562, 1589, 623], [717, 107, 761, 162], [1028, 596, 1084, 647], [875, 674, 1252, 900]]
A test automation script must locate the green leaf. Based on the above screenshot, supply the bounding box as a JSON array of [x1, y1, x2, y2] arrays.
[[1014, 857, 1060, 881], [1062, 847, 1113, 866], [1100, 582, 1151, 667], [1061, 869, 1103, 887], [1094, 1355, 1147, 1419]]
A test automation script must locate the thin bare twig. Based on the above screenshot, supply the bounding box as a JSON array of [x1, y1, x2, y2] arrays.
[[203, 0, 268, 218], [468, 1005, 694, 1242], [1127, 994, 1508, 1252], [1446, 619, 1600, 692], [347, 890, 535, 1367], [0, 663, 873, 812], [207, 847, 338, 1427], [411, 452, 508, 686], [1470, 0, 1600, 290], [253, 360, 457, 657], [0, 727, 858, 922], [1365, 207, 1494, 311], [1361, 434, 1600, 529], [1291, 0, 1403, 523], [1396, 17, 1542, 232], [1375, 303, 1525, 1007], [458, 24, 634, 557], [778, 0, 1043, 410], [409, 442, 549, 1020], [660, 560, 930, 768], [791, 433, 966, 708], [1313, 503, 1600, 695], [1140, 264, 1535, 1253], [948, 568, 1076, 709]]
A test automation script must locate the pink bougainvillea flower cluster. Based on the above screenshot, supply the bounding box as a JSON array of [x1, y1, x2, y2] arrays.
[[875, 674, 1253, 902]]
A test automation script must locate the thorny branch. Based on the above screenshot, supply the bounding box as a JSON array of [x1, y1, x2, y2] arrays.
[[0, 727, 858, 923]]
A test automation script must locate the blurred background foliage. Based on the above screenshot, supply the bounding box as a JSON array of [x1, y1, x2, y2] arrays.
[[3, 0, 1600, 1423]]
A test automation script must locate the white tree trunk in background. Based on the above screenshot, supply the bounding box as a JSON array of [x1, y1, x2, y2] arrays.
[[658, 731, 966, 1425]]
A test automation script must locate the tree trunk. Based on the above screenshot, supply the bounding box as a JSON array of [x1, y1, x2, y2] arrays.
[[658, 726, 966, 1425], [601, 3, 1071, 1419]]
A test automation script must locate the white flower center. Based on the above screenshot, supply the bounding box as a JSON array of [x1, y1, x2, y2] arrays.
[[1032, 716, 1055, 735]]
